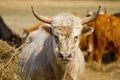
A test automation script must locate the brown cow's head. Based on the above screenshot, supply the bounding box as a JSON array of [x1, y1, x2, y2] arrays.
[[31, 6, 100, 64]]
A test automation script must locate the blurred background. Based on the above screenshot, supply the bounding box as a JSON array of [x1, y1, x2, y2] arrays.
[[0, 0, 120, 80], [0, 0, 120, 35]]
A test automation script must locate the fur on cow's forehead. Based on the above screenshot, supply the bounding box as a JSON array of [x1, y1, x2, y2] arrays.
[[54, 26, 72, 38], [52, 13, 82, 27], [51, 13, 83, 37]]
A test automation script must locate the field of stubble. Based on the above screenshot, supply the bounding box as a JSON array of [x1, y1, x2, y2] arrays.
[[0, 0, 120, 80]]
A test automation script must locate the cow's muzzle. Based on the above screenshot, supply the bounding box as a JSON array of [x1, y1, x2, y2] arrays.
[[58, 52, 73, 62]]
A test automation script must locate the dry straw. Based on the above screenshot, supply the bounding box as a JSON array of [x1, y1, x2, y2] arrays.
[[0, 40, 25, 80]]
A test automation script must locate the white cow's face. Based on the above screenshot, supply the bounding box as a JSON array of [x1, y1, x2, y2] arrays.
[[53, 26, 81, 63], [51, 14, 83, 63]]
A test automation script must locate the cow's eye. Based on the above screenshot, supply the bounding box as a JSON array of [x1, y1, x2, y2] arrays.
[[54, 35, 59, 43], [74, 36, 78, 42], [74, 36, 78, 39]]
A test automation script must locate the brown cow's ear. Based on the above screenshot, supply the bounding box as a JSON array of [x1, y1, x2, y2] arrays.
[[41, 25, 53, 35], [82, 26, 94, 36]]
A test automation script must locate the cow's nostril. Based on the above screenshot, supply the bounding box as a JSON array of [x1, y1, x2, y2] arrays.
[[68, 54, 72, 58], [59, 52, 72, 59], [59, 53, 64, 59]]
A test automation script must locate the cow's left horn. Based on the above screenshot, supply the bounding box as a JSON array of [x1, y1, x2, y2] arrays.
[[31, 6, 52, 24], [81, 5, 101, 25]]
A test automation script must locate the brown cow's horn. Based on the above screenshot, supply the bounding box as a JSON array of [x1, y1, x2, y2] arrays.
[[104, 8, 107, 14], [81, 5, 101, 25], [31, 6, 52, 24]]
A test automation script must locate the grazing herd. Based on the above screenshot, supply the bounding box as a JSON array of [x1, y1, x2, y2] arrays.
[[1, 5, 120, 80]]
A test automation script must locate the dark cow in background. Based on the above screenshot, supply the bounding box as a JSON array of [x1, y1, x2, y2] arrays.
[[0, 16, 22, 48], [112, 12, 120, 17], [85, 14, 120, 65]]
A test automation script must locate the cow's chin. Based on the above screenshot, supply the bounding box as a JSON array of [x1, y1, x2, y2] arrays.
[[57, 57, 74, 65]]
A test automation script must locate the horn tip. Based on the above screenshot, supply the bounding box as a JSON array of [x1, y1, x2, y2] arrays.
[[96, 5, 101, 14], [99, 5, 101, 8], [98, 5, 101, 10]]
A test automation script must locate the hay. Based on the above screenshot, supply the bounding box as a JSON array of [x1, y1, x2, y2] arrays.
[[0, 40, 20, 80]]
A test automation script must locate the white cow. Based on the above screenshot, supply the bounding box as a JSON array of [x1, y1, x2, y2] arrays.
[[19, 6, 100, 80]]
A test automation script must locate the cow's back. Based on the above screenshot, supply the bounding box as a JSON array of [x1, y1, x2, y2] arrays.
[[88, 14, 120, 44]]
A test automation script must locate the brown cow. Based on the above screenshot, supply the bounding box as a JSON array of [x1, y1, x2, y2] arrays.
[[86, 14, 120, 65], [80, 8, 107, 51]]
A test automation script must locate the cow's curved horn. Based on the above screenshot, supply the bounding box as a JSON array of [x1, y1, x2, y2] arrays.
[[81, 5, 101, 25], [31, 6, 52, 24]]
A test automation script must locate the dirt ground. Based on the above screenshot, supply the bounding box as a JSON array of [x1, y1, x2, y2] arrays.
[[0, 0, 120, 80]]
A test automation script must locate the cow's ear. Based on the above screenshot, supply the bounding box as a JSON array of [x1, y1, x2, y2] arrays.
[[82, 26, 94, 36], [41, 24, 53, 35]]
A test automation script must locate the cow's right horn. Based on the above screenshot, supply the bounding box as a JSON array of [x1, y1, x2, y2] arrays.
[[31, 6, 52, 24]]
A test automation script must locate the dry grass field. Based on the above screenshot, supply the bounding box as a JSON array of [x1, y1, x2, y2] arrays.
[[0, 0, 120, 80]]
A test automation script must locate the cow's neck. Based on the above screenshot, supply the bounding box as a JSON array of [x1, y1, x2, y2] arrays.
[[51, 54, 76, 80]]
